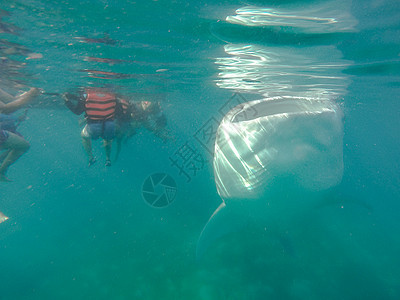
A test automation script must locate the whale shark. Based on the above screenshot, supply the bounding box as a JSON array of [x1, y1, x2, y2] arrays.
[[197, 96, 344, 258]]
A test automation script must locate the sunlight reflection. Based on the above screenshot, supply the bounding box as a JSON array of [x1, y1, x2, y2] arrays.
[[215, 1, 356, 99], [226, 2, 357, 33], [216, 44, 352, 98]]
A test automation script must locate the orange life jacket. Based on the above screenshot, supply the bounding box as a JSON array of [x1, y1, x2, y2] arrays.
[[84, 91, 117, 121]]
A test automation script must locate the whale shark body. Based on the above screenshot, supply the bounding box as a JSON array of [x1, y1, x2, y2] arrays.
[[197, 96, 344, 258]]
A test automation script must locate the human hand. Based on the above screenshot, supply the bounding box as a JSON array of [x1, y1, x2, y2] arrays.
[[28, 87, 40, 97]]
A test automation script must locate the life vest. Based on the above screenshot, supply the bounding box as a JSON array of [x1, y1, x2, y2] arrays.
[[84, 91, 117, 121]]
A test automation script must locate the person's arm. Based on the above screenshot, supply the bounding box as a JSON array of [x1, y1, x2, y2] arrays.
[[0, 88, 39, 114], [63, 93, 85, 115], [0, 88, 16, 103], [114, 98, 124, 119], [115, 98, 134, 122]]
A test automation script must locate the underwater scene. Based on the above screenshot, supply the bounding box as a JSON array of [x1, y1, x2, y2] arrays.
[[0, 0, 399, 299]]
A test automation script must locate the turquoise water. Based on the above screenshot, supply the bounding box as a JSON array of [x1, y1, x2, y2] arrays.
[[1, 0, 399, 299]]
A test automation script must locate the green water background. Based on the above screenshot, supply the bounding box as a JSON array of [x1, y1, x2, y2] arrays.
[[0, 0, 399, 299]]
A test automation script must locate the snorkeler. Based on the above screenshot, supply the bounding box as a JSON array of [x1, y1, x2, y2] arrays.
[[0, 87, 39, 182], [64, 87, 124, 167], [114, 100, 174, 161]]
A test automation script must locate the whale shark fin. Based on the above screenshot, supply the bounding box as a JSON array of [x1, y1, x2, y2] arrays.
[[196, 202, 246, 260]]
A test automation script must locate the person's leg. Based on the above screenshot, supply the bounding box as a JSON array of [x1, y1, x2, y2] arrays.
[[103, 139, 112, 165], [114, 122, 127, 162], [0, 132, 30, 181], [114, 129, 123, 162], [0, 130, 9, 165], [0, 149, 11, 164], [81, 125, 95, 166], [102, 120, 115, 166], [82, 136, 94, 160]]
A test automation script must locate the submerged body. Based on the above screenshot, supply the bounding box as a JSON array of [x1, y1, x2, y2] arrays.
[[0, 87, 38, 181], [64, 88, 120, 167], [197, 96, 344, 258]]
